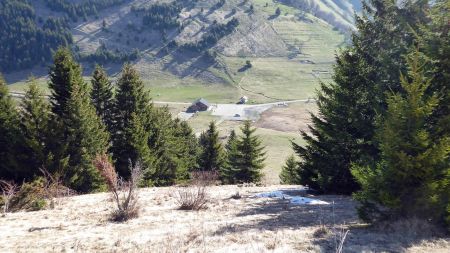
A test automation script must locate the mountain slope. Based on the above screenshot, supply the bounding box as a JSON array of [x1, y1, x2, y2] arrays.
[[4, 0, 359, 103]]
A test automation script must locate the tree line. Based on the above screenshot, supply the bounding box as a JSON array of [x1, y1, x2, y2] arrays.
[[181, 18, 239, 52], [0, 48, 266, 193], [281, 0, 449, 229], [44, 0, 127, 22], [0, 0, 72, 72], [136, 2, 183, 31]]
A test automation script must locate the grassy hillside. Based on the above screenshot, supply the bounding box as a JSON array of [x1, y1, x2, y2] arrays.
[[5, 0, 353, 103]]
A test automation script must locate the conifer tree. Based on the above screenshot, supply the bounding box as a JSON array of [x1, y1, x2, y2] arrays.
[[48, 48, 109, 192], [0, 74, 20, 180], [112, 64, 153, 178], [234, 121, 266, 183], [173, 120, 200, 182], [198, 121, 225, 172], [293, 0, 429, 194], [146, 107, 182, 186], [221, 129, 239, 183], [279, 155, 299, 185], [351, 55, 450, 224], [19, 79, 52, 179], [91, 65, 114, 132]]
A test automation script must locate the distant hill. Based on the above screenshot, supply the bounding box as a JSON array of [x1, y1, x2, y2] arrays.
[[3, 0, 360, 102]]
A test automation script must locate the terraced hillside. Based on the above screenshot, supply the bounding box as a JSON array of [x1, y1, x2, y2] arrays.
[[5, 0, 359, 103]]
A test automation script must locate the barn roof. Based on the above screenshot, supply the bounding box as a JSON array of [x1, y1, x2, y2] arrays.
[[194, 98, 209, 107]]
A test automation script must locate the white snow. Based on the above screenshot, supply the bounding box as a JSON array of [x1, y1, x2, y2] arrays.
[[254, 190, 329, 205]]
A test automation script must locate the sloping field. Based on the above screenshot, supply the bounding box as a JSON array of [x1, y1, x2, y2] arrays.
[[1, 186, 448, 252]]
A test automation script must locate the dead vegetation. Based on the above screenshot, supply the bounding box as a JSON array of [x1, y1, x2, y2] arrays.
[[94, 154, 142, 222], [0, 185, 448, 252], [175, 171, 218, 211], [0, 180, 18, 214]]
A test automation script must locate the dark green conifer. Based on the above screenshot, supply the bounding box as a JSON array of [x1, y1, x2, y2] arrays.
[[0, 74, 20, 180], [48, 48, 109, 192], [279, 155, 299, 185], [91, 65, 114, 132], [293, 0, 429, 194], [112, 64, 153, 178], [352, 55, 450, 224], [198, 121, 225, 172], [221, 130, 239, 183], [234, 121, 266, 183], [19, 79, 52, 179]]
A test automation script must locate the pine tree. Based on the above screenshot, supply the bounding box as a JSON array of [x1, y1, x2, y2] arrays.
[[48, 48, 109, 192], [293, 0, 429, 194], [19, 79, 52, 179], [279, 155, 299, 185], [198, 121, 225, 172], [221, 130, 239, 183], [0, 74, 20, 180], [173, 120, 200, 182], [147, 107, 182, 186], [112, 64, 153, 178], [234, 121, 266, 183], [351, 55, 450, 224], [91, 65, 114, 132]]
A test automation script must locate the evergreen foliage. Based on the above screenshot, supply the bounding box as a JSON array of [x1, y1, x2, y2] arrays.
[[221, 130, 239, 183], [91, 65, 114, 132], [18, 80, 52, 180], [233, 121, 266, 183], [279, 155, 299, 185], [0, 75, 21, 180], [293, 0, 429, 194], [141, 3, 182, 31], [48, 48, 109, 192], [44, 0, 127, 22], [198, 121, 225, 172], [0, 0, 72, 72], [112, 64, 154, 178], [181, 18, 239, 52], [351, 55, 450, 226]]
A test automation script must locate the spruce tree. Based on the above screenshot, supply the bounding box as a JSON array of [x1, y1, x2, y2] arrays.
[[221, 129, 239, 183], [19, 79, 52, 179], [146, 107, 182, 186], [293, 0, 429, 194], [48, 48, 109, 192], [90, 65, 114, 132], [173, 120, 200, 182], [112, 64, 153, 178], [279, 155, 299, 185], [198, 121, 225, 172], [0, 74, 20, 180], [351, 55, 450, 224], [234, 121, 266, 183]]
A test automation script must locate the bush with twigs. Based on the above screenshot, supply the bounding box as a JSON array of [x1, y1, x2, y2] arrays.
[[0, 169, 75, 214], [0, 180, 18, 214], [175, 171, 217, 211], [94, 154, 143, 222]]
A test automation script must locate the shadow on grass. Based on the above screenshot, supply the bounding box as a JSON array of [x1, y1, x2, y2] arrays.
[[213, 193, 449, 252]]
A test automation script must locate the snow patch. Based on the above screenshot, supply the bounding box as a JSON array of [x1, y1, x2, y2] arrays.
[[254, 190, 329, 205]]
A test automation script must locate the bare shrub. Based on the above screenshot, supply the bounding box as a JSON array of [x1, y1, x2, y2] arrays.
[[39, 168, 76, 208], [0, 180, 18, 214], [94, 154, 143, 222], [175, 171, 218, 211]]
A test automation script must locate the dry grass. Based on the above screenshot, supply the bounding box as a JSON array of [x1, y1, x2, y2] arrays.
[[0, 185, 448, 252], [175, 171, 218, 211]]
